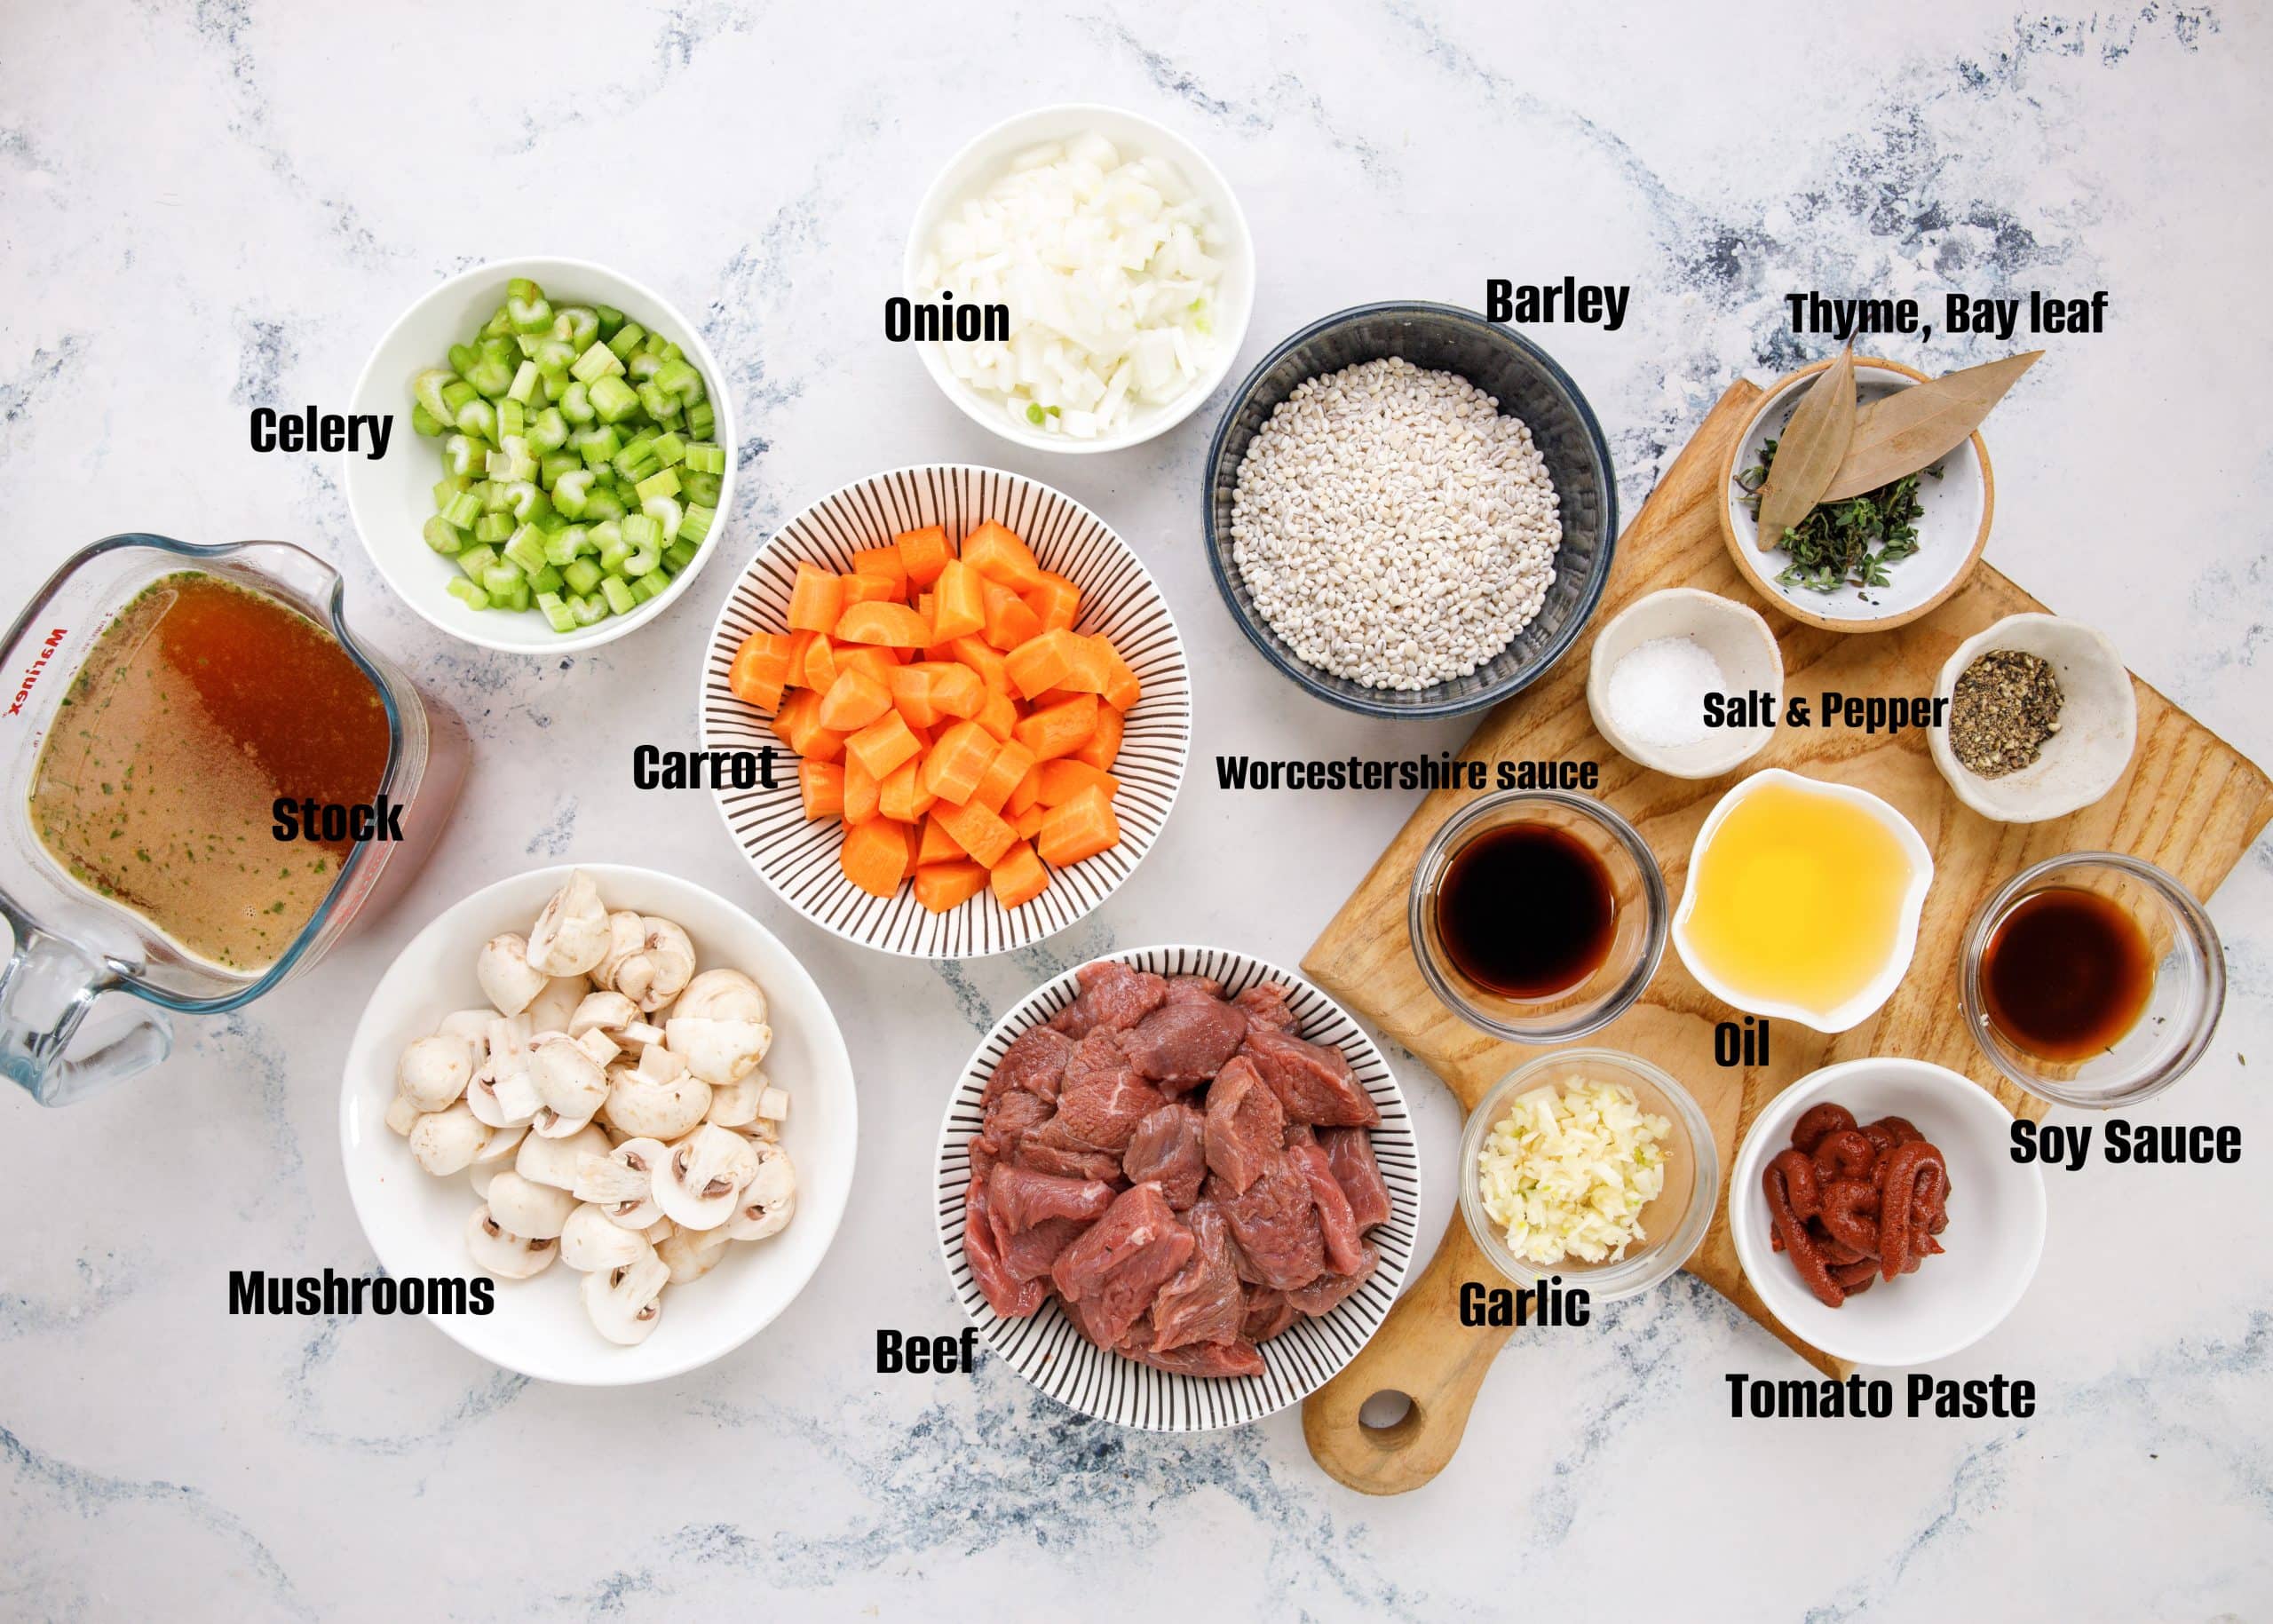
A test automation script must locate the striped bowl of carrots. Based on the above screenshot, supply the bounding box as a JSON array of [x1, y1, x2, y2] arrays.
[[701, 465, 1191, 957]]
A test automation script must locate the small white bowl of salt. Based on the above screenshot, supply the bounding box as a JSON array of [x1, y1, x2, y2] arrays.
[[1588, 588, 1783, 779]]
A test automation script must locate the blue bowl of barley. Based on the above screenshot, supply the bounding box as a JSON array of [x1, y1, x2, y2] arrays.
[[1202, 302, 1618, 719]]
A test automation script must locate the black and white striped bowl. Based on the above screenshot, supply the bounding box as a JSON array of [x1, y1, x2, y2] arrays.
[[935, 946, 1420, 1431], [701, 466, 1191, 957]]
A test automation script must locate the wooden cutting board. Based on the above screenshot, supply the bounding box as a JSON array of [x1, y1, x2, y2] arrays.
[[1298, 379, 2273, 1495]]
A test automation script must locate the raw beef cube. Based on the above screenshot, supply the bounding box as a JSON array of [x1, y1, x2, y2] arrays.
[[1203, 1055, 1285, 1194], [1239, 1026, 1381, 1128], [1048, 960, 1168, 1039], [1289, 1136, 1368, 1274], [1241, 1287, 1301, 1344], [1053, 1031, 1168, 1153], [1014, 1119, 1128, 1183], [998, 1216, 1087, 1283], [1122, 999, 1248, 1090], [1210, 1155, 1327, 1292], [1233, 981, 1298, 1033], [1121, 1317, 1266, 1379], [1162, 974, 1225, 1005], [1287, 1242, 1380, 1317], [986, 1164, 1115, 1248], [1122, 1102, 1208, 1209], [963, 1168, 1047, 1319], [1049, 1182, 1195, 1347], [978, 1087, 1052, 1156], [1149, 1200, 1247, 1352], [1321, 1127, 1393, 1232], [986, 1024, 1073, 1105]]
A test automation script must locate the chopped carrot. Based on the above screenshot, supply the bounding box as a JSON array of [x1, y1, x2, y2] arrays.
[[850, 544, 909, 597], [1015, 692, 1099, 762], [1038, 784, 1121, 867], [1074, 703, 1123, 772], [788, 562, 844, 633], [972, 688, 1020, 744], [1005, 762, 1043, 817], [729, 631, 794, 711], [950, 636, 1012, 695], [931, 559, 986, 641], [914, 860, 989, 913], [843, 754, 881, 825], [835, 601, 931, 647], [834, 646, 896, 686], [918, 813, 965, 865], [840, 571, 898, 607], [1093, 635, 1142, 710], [895, 524, 954, 588], [802, 634, 841, 694], [845, 710, 921, 780], [962, 521, 1043, 591], [1011, 803, 1047, 840], [816, 667, 892, 733], [799, 760, 845, 820], [1005, 627, 1082, 700], [774, 690, 845, 763], [840, 816, 911, 898], [885, 663, 944, 728], [980, 578, 1043, 651], [926, 662, 985, 718], [990, 840, 1049, 908], [1023, 571, 1081, 633], [934, 797, 1018, 867], [879, 757, 938, 823], [1053, 634, 1113, 696], [1037, 758, 1119, 805], [972, 740, 1035, 813], [921, 719, 999, 806]]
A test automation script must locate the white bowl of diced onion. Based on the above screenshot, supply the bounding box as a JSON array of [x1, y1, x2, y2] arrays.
[[903, 104, 1255, 454]]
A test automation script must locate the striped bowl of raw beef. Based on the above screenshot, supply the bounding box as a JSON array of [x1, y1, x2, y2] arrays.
[[701, 463, 1191, 958], [936, 946, 1420, 1430]]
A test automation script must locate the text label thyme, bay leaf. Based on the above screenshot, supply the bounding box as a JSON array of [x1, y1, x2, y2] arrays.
[[1754, 346, 1857, 552], [1818, 350, 2041, 502]]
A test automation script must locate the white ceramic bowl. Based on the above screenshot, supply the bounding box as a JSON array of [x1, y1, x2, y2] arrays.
[[339, 864, 855, 1385], [1929, 613, 2137, 822], [1587, 587, 1783, 778], [1672, 768, 1934, 1034], [1730, 1058, 2046, 1367], [1719, 357, 1991, 633], [345, 257, 737, 654], [935, 946, 1418, 1430], [700, 464, 1192, 959], [903, 104, 1255, 456]]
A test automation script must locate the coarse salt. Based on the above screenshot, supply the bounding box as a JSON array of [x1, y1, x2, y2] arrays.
[[1604, 636, 1725, 749]]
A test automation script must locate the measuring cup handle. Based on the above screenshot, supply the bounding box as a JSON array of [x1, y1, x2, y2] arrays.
[[0, 928, 171, 1105]]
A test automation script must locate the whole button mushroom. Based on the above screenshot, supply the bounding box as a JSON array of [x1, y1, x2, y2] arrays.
[[465, 1206, 556, 1279], [526, 870, 612, 978], [396, 1033, 474, 1113], [408, 1102, 491, 1176], [590, 911, 647, 993], [664, 1014, 772, 1089], [654, 1125, 758, 1231], [558, 1205, 657, 1272], [486, 1171, 576, 1240], [523, 975, 590, 1035], [671, 968, 768, 1026]]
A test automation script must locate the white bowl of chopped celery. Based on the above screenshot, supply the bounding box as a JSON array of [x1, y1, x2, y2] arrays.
[[347, 257, 736, 653], [904, 104, 1255, 455]]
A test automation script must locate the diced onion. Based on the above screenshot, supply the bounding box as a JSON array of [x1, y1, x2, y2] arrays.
[[917, 134, 1226, 437], [1475, 1079, 1671, 1266]]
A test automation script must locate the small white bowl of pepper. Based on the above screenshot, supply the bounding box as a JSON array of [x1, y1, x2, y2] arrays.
[[1930, 613, 2137, 823]]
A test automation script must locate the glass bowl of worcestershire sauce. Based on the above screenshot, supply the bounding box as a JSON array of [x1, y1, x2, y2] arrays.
[[1408, 789, 1668, 1043]]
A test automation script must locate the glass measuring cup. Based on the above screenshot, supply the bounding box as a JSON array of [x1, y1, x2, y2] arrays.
[[0, 534, 468, 1105]]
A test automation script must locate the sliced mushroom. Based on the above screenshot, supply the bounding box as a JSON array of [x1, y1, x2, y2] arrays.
[[397, 1033, 474, 1113], [656, 1223, 730, 1284], [582, 1254, 668, 1344], [467, 1121, 529, 1196], [568, 988, 640, 1042], [437, 1008, 498, 1053], [756, 1084, 790, 1122], [725, 1141, 797, 1240], [527, 869, 610, 977], [384, 1094, 422, 1136], [558, 1204, 657, 1272], [572, 1137, 668, 1231], [603, 1043, 710, 1140], [526, 1030, 609, 1137], [671, 967, 768, 1026], [590, 911, 646, 993], [664, 1014, 772, 1088], [514, 1121, 610, 1190], [465, 1204, 556, 1279], [466, 1018, 541, 1128], [654, 1124, 757, 1231], [408, 1102, 490, 1176], [477, 933, 549, 1017], [486, 1170, 576, 1240], [523, 975, 589, 1034], [614, 918, 695, 1013]]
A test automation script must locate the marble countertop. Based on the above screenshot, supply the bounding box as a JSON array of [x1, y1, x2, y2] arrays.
[[4, 3, 2268, 1618]]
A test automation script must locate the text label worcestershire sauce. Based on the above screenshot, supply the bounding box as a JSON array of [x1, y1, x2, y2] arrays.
[[28, 573, 390, 971]]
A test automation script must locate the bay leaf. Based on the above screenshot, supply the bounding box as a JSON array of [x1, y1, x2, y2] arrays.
[[1818, 350, 2042, 501], [1755, 346, 1857, 551]]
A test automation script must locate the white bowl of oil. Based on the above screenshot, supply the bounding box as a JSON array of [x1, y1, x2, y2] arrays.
[[1672, 768, 1934, 1034]]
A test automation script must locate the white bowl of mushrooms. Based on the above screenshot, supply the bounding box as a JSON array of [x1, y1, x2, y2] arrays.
[[340, 864, 857, 1384]]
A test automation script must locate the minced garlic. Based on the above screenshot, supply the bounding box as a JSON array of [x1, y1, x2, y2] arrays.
[[1476, 1078, 1670, 1266]]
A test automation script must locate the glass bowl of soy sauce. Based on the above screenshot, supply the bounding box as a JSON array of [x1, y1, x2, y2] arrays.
[[1408, 789, 1668, 1043], [1960, 852, 2226, 1110]]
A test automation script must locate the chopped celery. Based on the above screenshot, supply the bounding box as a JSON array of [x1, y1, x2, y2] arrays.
[[640, 496, 683, 543], [687, 401, 715, 439], [655, 358, 704, 403], [440, 489, 482, 529], [562, 557, 603, 596], [440, 378, 478, 417], [456, 543, 500, 581], [446, 577, 491, 611], [552, 306, 599, 349], [570, 591, 609, 625], [661, 538, 698, 574], [613, 432, 658, 480], [443, 433, 487, 478], [630, 571, 668, 604], [447, 344, 479, 376], [539, 449, 582, 488], [582, 486, 627, 522], [626, 351, 663, 384], [466, 353, 514, 397], [530, 408, 570, 453], [635, 467, 679, 503], [678, 470, 722, 506], [682, 441, 725, 475], [551, 468, 595, 517], [505, 360, 538, 404], [598, 534, 632, 574], [594, 305, 625, 338], [472, 513, 513, 544], [509, 291, 552, 335], [498, 578, 533, 614], [423, 517, 465, 554], [543, 525, 590, 566], [503, 526, 550, 576], [606, 321, 646, 359], [678, 503, 715, 545], [589, 375, 640, 423], [410, 403, 443, 437], [497, 397, 526, 439], [528, 563, 565, 595], [651, 431, 687, 468], [480, 562, 523, 597], [635, 380, 677, 421], [536, 591, 577, 633], [560, 381, 595, 426], [571, 341, 623, 384], [487, 435, 536, 483], [455, 398, 497, 440], [601, 575, 637, 615]]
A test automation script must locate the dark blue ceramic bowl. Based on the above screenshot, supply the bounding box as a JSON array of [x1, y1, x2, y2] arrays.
[[1203, 302, 1617, 718]]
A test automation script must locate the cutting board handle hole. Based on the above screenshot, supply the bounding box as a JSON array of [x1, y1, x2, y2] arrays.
[[1358, 1389, 1420, 1442]]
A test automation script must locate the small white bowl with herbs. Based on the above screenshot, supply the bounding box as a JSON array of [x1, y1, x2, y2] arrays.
[[347, 257, 736, 654], [1719, 353, 2025, 633]]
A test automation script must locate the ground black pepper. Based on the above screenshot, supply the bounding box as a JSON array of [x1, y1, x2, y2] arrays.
[[1951, 649, 2063, 777]]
